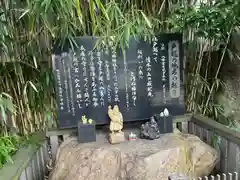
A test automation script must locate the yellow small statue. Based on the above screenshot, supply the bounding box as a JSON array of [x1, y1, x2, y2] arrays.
[[81, 115, 87, 124], [108, 105, 125, 144], [88, 119, 93, 124]]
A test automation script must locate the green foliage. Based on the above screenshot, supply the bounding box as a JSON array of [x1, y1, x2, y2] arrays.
[[0, 93, 16, 136], [20, 0, 161, 49], [2, 0, 240, 171], [0, 0, 240, 134], [168, 0, 240, 40], [0, 0, 168, 135], [0, 133, 42, 168], [166, 0, 240, 124], [0, 0, 240, 168], [0, 135, 20, 168], [0, 93, 16, 123]]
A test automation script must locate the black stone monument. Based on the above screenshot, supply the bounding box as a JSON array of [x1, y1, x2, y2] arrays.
[[52, 34, 184, 128]]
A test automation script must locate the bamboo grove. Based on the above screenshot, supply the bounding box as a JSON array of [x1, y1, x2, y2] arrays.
[[0, 0, 240, 136]]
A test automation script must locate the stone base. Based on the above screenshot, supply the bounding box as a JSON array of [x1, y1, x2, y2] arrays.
[[49, 133, 219, 180], [78, 122, 96, 143], [109, 131, 125, 144]]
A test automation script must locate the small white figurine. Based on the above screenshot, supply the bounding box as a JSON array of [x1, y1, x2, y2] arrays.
[[129, 132, 137, 140], [160, 112, 164, 117], [160, 108, 169, 117], [163, 108, 169, 117]]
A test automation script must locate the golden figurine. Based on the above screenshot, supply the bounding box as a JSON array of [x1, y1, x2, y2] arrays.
[[108, 105, 125, 144]]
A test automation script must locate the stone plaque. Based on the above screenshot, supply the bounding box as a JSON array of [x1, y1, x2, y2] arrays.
[[52, 34, 184, 128]]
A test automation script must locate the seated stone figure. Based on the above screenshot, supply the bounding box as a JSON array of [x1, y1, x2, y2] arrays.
[[140, 116, 160, 140]]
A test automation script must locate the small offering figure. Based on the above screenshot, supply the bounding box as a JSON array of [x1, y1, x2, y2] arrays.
[[128, 132, 137, 141], [140, 116, 160, 140], [81, 115, 88, 124], [108, 105, 125, 144]]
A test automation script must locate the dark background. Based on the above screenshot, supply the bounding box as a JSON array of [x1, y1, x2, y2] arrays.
[[52, 34, 184, 129]]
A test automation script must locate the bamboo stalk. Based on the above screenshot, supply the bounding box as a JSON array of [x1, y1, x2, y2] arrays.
[[203, 27, 233, 115]]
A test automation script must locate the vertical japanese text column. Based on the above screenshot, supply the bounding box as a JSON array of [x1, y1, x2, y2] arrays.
[[159, 41, 167, 104], [88, 50, 98, 108], [61, 52, 71, 112], [97, 50, 105, 106], [55, 55, 64, 111], [104, 47, 111, 104], [73, 52, 83, 110], [145, 52, 153, 98], [123, 50, 129, 110], [80, 46, 90, 107], [68, 51, 75, 116], [168, 41, 180, 99], [111, 45, 120, 103], [130, 71, 137, 106]]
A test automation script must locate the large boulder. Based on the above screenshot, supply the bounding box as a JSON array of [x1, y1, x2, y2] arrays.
[[49, 133, 219, 180]]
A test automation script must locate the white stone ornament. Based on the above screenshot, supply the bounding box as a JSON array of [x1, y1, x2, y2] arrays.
[[160, 112, 164, 117], [163, 108, 169, 117], [130, 132, 134, 137]]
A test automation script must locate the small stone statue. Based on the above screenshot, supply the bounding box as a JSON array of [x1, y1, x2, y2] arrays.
[[108, 105, 125, 144], [140, 116, 160, 140]]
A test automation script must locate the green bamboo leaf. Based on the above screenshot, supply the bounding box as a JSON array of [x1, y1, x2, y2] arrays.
[[95, 0, 109, 21], [0, 147, 12, 162], [33, 56, 38, 69], [89, 0, 96, 33], [29, 81, 38, 92], [0, 105, 6, 124], [29, 15, 36, 34], [23, 82, 28, 96], [41, 0, 52, 12], [43, 18, 55, 37], [157, 0, 166, 15], [1, 93, 12, 99], [124, 25, 130, 47], [19, 9, 30, 19], [46, 73, 50, 86], [140, 11, 152, 29], [120, 40, 125, 56], [76, 0, 83, 24], [23, 81, 38, 96], [115, 6, 124, 18], [3, 98, 15, 113]]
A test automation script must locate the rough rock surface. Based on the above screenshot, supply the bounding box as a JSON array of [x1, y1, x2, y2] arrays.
[[49, 133, 219, 180]]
